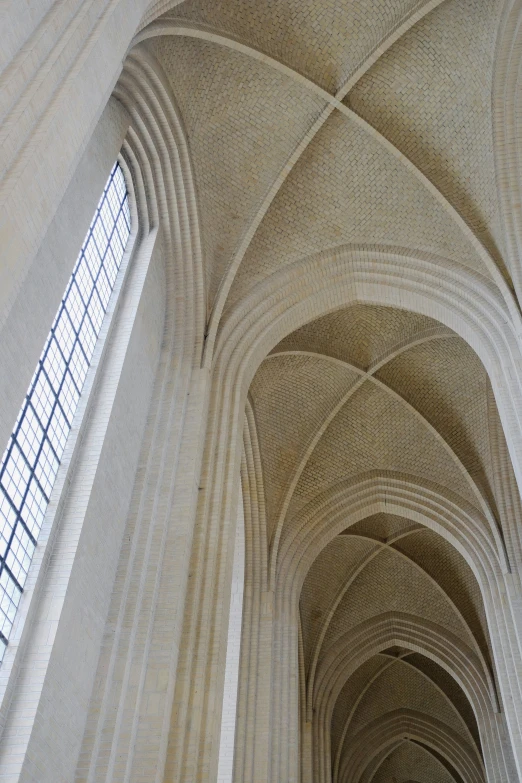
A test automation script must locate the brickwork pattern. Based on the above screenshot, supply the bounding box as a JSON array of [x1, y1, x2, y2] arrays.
[[395, 528, 494, 666], [330, 656, 389, 764], [350, 0, 506, 269], [375, 337, 494, 507], [345, 658, 470, 742], [4, 1, 522, 783], [165, 0, 424, 93], [371, 740, 457, 783], [148, 34, 326, 309], [272, 304, 448, 371], [248, 304, 514, 782], [249, 355, 360, 542], [229, 111, 487, 308]]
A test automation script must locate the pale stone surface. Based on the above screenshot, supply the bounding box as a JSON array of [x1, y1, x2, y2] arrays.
[[0, 98, 129, 452], [3, 2, 522, 783], [217, 491, 245, 783]]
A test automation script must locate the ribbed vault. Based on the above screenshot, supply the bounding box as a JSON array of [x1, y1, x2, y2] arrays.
[[138, 0, 519, 337], [129, 2, 522, 780], [9, 0, 522, 781], [246, 302, 513, 781]]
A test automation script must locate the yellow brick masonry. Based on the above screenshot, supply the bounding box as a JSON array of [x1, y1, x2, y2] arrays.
[[3, 2, 522, 782]]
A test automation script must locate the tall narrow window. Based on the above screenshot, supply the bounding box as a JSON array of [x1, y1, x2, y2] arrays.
[[0, 163, 130, 661]]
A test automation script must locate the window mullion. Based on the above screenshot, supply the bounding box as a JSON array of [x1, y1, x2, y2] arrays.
[[0, 163, 130, 659]]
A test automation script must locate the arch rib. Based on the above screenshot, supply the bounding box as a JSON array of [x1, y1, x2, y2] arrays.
[[305, 534, 493, 723], [338, 708, 484, 783], [266, 337, 504, 579], [333, 654, 480, 782], [132, 18, 520, 360]]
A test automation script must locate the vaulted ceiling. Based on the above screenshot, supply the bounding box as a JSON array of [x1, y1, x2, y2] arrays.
[[251, 304, 504, 782], [139, 1, 514, 780], [145, 0, 511, 324]]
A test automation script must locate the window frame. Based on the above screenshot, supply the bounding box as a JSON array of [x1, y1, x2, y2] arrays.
[[0, 156, 139, 674]]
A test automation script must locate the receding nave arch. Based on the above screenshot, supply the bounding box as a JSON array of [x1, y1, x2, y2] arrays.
[[7, 2, 522, 782], [229, 300, 522, 783]]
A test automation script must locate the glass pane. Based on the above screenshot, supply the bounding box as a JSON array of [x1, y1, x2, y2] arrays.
[[0, 162, 130, 661]]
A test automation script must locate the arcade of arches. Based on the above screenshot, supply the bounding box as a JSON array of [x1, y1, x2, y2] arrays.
[[4, 1, 522, 782]]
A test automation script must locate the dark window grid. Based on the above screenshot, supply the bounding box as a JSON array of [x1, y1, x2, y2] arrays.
[[87, 289, 105, 332], [101, 205, 123, 247], [91, 197, 117, 247], [0, 486, 46, 557], [104, 254, 119, 288], [55, 306, 77, 354], [99, 198, 129, 244], [104, 225, 127, 269], [96, 265, 112, 301], [0, 594, 18, 625], [0, 164, 129, 656], [32, 435, 60, 498], [0, 517, 29, 594], [111, 214, 127, 245], [106, 181, 124, 214], [113, 169, 126, 197], [46, 405, 70, 457], [0, 587, 18, 622], [41, 340, 66, 393], [92, 217, 110, 259], [1, 449, 50, 547], [0, 382, 68, 586], [0, 546, 25, 647], [53, 206, 129, 375], [6, 534, 34, 588], [104, 191, 119, 221], [0, 372, 80, 587], [0, 484, 45, 549], [4, 248, 102, 494], [65, 283, 86, 331], [16, 406, 44, 466], [108, 206, 125, 239], [0, 615, 16, 644], [1, 444, 30, 511], [0, 569, 20, 600], [0, 587, 20, 634], [82, 184, 129, 273], [46, 322, 86, 395], [91, 242, 123, 306], [107, 180, 123, 210], [21, 479, 47, 533], [6, 364, 74, 486], [98, 196, 114, 227], [6, 526, 34, 579], [47, 304, 96, 394], [31, 373, 60, 431], [33, 367, 74, 444], [51, 180, 128, 359], [0, 609, 19, 636], [39, 289, 107, 408], [1, 323, 82, 486], [0, 501, 16, 549], [30, 361, 56, 401], [0, 556, 22, 608], [0, 603, 18, 643], [0, 591, 20, 623], [76, 264, 95, 305], [38, 330, 89, 423], [0, 529, 10, 557]]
